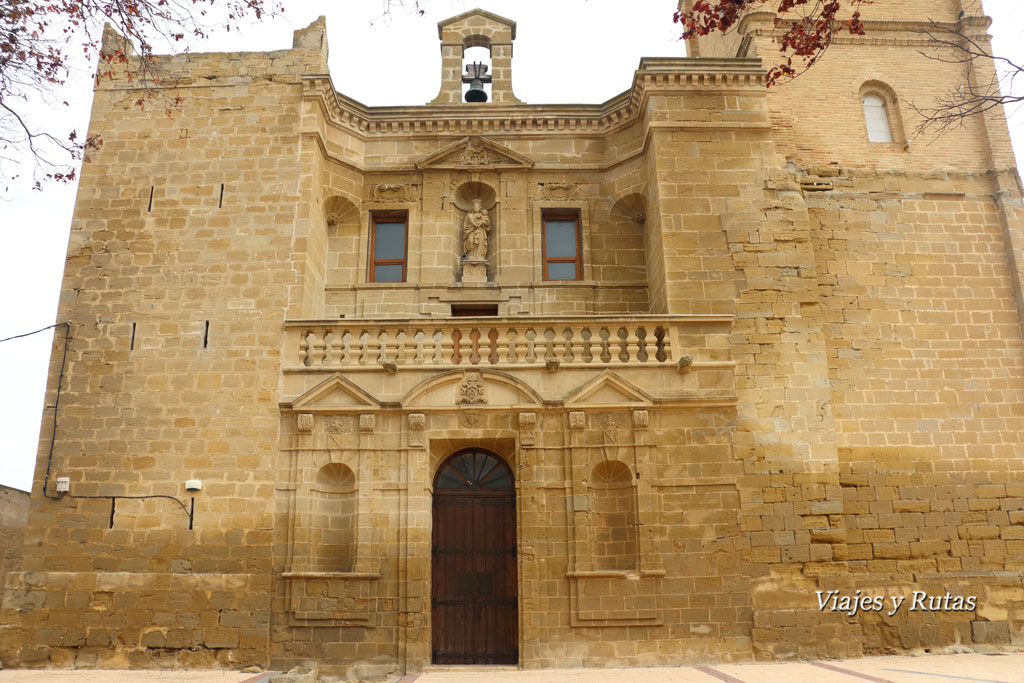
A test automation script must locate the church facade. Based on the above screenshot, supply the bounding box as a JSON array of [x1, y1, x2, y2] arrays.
[[3, 2, 1024, 678]]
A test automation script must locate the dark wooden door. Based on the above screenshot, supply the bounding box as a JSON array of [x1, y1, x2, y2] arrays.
[[432, 450, 517, 665]]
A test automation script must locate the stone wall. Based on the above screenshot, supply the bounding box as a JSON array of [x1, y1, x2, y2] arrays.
[[0, 19, 329, 672], [0, 485, 30, 621]]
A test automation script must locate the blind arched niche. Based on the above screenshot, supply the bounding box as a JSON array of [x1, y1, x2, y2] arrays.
[[311, 462, 357, 572], [590, 460, 638, 571]]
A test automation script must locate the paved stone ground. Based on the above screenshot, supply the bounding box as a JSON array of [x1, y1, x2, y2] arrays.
[[0, 654, 1022, 682], [0, 673, 279, 682], [405, 654, 1024, 683]]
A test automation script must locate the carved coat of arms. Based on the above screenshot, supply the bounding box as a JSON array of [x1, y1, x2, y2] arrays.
[[457, 372, 487, 405]]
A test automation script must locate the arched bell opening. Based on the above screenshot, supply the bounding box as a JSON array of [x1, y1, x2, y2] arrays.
[[462, 41, 492, 103]]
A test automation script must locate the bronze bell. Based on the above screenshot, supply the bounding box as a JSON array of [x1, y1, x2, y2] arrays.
[[465, 79, 488, 103], [462, 62, 492, 103]]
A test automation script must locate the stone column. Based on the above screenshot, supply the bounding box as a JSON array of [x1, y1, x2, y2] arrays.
[[490, 43, 520, 104], [430, 43, 464, 104]]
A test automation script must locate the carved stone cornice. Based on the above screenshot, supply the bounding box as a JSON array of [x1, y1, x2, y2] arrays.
[[741, 16, 995, 47], [301, 58, 765, 141]]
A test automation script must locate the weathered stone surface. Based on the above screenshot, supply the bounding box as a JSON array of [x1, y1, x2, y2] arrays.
[[4, 3, 1024, 679]]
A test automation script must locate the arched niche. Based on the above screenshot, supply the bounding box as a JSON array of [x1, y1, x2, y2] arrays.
[[453, 181, 497, 212], [452, 181, 498, 278], [590, 459, 638, 571], [311, 462, 357, 572], [324, 195, 361, 288], [587, 193, 650, 311]]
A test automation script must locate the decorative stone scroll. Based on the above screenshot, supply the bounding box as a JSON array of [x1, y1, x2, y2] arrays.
[[539, 182, 579, 200], [518, 412, 537, 446], [408, 413, 426, 447], [632, 410, 649, 430], [569, 411, 586, 430], [373, 183, 412, 202], [296, 413, 314, 433]]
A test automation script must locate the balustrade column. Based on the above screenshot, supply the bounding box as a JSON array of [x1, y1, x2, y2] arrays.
[[298, 331, 309, 366], [351, 330, 366, 366], [439, 329, 455, 364], [496, 327, 512, 364], [641, 327, 656, 363], [625, 327, 640, 363], [309, 330, 327, 367], [570, 326, 586, 363]]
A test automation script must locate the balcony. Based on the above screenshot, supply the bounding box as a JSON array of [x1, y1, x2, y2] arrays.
[[283, 315, 731, 373]]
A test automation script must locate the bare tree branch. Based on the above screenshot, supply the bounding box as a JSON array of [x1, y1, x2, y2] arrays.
[[0, 0, 281, 191], [909, 19, 1024, 137]]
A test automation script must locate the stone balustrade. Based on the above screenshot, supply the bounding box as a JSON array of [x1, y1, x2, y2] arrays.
[[284, 316, 730, 371]]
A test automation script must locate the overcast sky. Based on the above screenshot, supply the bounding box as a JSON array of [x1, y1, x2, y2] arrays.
[[3, 1, 1024, 492]]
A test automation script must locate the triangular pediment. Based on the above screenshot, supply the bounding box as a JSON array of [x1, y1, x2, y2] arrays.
[[415, 136, 534, 170], [287, 373, 381, 411], [437, 9, 516, 39], [564, 371, 654, 407], [402, 369, 543, 408]]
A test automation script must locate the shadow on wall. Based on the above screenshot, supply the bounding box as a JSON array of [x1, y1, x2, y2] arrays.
[[0, 484, 31, 594]]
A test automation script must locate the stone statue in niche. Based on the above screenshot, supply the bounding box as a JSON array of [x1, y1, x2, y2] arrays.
[[460, 198, 491, 283], [462, 199, 490, 259]]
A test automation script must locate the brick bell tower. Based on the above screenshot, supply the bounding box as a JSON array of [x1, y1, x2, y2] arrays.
[[677, 0, 1015, 172]]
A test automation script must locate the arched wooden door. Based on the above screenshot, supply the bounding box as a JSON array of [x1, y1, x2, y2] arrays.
[[431, 449, 518, 665]]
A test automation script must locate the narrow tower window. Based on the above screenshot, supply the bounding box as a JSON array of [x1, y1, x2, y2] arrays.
[[863, 94, 893, 143]]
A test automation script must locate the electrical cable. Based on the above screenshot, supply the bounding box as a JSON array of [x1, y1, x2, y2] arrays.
[[0, 322, 70, 344], [1, 321, 72, 499], [42, 322, 71, 499], [3, 321, 194, 525]]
